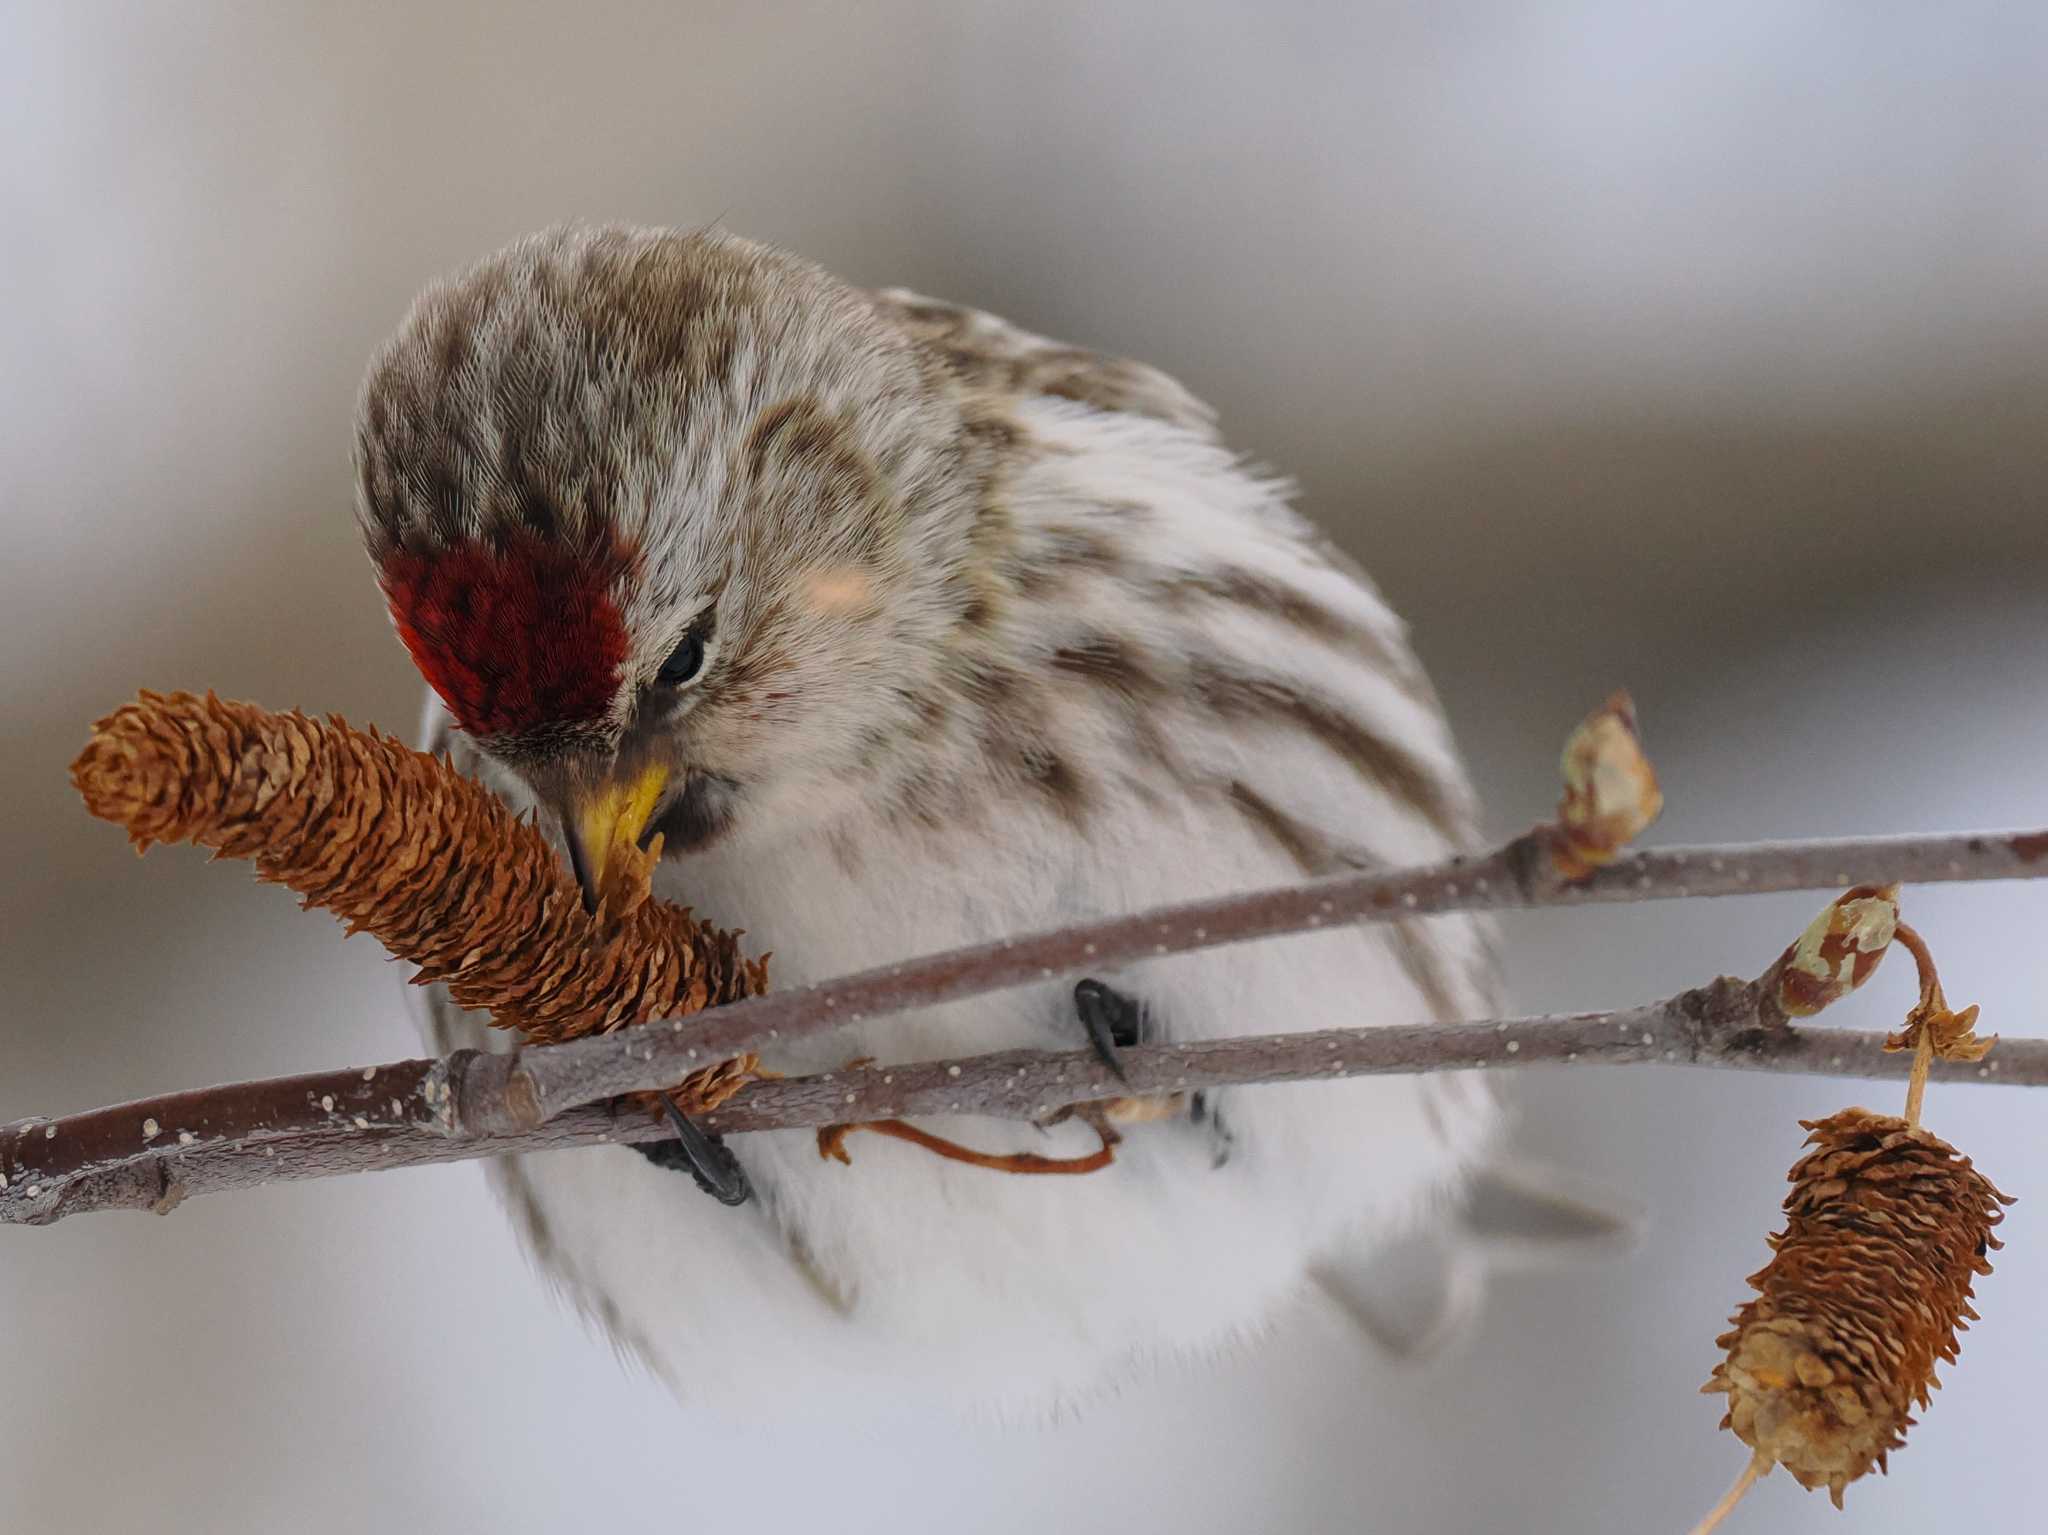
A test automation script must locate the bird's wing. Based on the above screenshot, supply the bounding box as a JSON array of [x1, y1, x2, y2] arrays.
[[868, 286, 1221, 440]]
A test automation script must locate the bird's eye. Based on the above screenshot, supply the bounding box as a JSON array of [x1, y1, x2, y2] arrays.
[[657, 631, 707, 687]]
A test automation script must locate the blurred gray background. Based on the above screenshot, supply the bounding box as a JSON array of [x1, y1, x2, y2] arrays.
[[3, 3, 2043, 1531]]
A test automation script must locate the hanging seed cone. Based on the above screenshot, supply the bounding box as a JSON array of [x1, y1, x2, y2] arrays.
[[70, 691, 769, 1111], [1703, 1108, 2013, 1508]]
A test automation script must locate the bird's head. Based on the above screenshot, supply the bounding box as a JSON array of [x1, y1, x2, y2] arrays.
[[352, 224, 988, 907]]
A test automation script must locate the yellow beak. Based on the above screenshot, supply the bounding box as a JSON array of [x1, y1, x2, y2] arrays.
[[565, 761, 670, 913]]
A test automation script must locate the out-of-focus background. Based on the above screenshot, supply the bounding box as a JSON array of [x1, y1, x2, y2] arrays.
[[4, 4, 2043, 1530]]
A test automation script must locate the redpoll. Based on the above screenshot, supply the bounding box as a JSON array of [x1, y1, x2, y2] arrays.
[[352, 223, 1609, 1410]]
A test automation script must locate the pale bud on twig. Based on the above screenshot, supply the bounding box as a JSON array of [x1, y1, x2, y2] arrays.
[[1767, 884, 1900, 1019], [1550, 690, 1664, 880]]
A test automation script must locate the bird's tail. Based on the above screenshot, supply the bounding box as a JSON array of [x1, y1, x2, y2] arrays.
[[1310, 1159, 1642, 1361]]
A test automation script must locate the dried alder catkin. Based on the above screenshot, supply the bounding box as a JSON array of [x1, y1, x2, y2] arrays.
[[71, 692, 767, 1076], [1703, 1108, 2012, 1508]]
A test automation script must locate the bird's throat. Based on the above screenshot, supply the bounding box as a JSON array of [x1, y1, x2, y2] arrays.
[[646, 772, 741, 855]]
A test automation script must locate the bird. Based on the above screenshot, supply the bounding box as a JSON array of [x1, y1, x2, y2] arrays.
[[351, 222, 1624, 1414]]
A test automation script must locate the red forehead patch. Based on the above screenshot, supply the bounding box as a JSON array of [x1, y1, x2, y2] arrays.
[[378, 527, 635, 740]]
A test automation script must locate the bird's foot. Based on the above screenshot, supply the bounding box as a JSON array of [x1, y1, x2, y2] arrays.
[[1073, 977, 1143, 1083], [1189, 1091, 1234, 1169], [1069, 978, 1233, 1167], [633, 1095, 753, 1205]]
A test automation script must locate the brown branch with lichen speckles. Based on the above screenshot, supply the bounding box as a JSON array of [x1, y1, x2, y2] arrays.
[[5, 957, 2046, 1224], [3, 691, 2046, 1226], [5, 830, 2047, 1221]]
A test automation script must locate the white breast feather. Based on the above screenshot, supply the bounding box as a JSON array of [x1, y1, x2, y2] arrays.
[[407, 396, 1501, 1417]]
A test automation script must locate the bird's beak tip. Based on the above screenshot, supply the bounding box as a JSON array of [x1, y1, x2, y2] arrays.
[[563, 819, 601, 914], [564, 762, 671, 915]]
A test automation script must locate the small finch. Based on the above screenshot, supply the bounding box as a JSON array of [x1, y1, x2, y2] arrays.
[[352, 223, 1600, 1410]]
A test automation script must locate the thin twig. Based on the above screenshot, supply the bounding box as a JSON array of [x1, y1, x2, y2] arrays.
[[453, 826, 2048, 1135], [1689, 1454, 1768, 1535], [5, 963, 2045, 1226], [26, 688, 2044, 1228]]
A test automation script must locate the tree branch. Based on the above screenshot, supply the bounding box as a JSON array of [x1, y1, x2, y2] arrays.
[[452, 825, 2048, 1135], [6, 986, 2044, 1225], [5, 826, 2045, 1226]]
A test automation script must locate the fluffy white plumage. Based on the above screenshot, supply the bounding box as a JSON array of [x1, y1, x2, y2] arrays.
[[358, 225, 1513, 1414]]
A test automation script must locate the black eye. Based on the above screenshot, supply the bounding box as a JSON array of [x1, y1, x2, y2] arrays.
[[657, 631, 706, 687]]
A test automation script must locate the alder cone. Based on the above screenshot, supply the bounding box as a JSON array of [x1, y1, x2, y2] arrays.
[[71, 691, 768, 1049], [1704, 1108, 2012, 1507]]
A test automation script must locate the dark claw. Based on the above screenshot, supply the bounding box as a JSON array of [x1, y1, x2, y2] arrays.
[[1074, 978, 1143, 1084], [1190, 1091, 1234, 1169], [1073, 982, 1234, 1170], [632, 1097, 753, 1206]]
